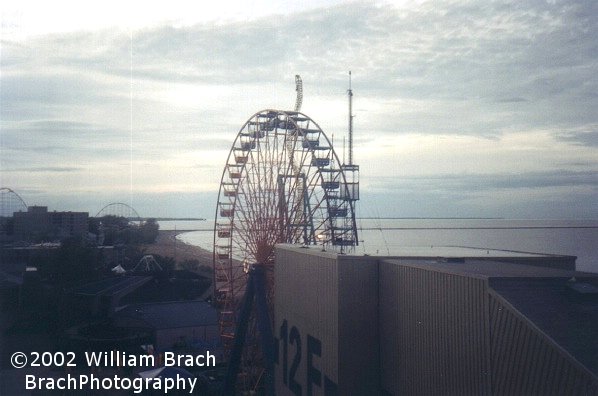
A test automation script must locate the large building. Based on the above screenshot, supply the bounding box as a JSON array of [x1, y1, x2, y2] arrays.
[[114, 300, 220, 353], [12, 206, 88, 242], [274, 245, 598, 395]]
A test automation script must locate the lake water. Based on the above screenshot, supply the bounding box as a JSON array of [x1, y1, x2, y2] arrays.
[[158, 219, 598, 273]]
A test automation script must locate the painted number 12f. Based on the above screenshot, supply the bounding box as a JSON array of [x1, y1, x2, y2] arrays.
[[277, 319, 338, 396]]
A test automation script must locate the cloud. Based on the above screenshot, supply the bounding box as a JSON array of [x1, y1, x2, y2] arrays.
[[361, 170, 598, 219], [495, 97, 527, 103], [1, 0, 597, 217], [4, 167, 83, 173], [1, 120, 131, 161], [1, 73, 109, 106], [369, 170, 598, 192], [555, 129, 598, 148]]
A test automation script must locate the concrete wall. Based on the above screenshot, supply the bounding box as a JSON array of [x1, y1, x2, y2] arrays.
[[13, 206, 50, 241], [13, 206, 88, 241]]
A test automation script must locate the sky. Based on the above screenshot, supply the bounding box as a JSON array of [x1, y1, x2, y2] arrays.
[[1, 0, 597, 219]]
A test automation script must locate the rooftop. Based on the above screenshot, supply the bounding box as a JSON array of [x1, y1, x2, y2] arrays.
[[70, 276, 152, 296], [492, 277, 598, 376], [378, 245, 570, 258], [279, 243, 576, 260], [278, 244, 578, 271], [114, 300, 218, 329], [383, 256, 598, 377], [381, 258, 589, 279]]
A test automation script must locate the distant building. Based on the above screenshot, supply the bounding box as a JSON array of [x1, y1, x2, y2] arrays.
[[274, 245, 598, 395], [69, 275, 154, 317], [13, 206, 88, 242], [114, 300, 219, 352]]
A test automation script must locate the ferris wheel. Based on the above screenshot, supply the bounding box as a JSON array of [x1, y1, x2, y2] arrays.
[[212, 108, 359, 356]]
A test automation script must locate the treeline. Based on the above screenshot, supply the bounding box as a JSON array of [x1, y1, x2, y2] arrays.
[[89, 216, 159, 245]]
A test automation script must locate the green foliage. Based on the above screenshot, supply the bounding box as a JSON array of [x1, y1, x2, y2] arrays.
[[180, 258, 200, 272], [152, 254, 175, 272], [40, 238, 103, 288], [198, 264, 214, 274], [88, 216, 99, 235], [178, 260, 213, 276], [97, 215, 130, 229], [1, 217, 15, 235], [139, 218, 159, 243], [90, 216, 159, 246]]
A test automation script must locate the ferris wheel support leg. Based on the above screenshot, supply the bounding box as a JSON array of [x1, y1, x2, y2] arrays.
[[254, 266, 276, 396], [221, 266, 276, 396], [222, 272, 255, 396]]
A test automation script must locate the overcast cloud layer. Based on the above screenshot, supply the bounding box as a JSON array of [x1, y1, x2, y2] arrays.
[[1, 0, 597, 218]]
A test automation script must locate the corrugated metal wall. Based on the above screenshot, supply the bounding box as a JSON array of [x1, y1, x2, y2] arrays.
[[381, 259, 598, 395], [379, 260, 490, 395], [337, 255, 380, 395], [275, 247, 340, 396], [275, 247, 380, 395], [275, 250, 598, 395], [489, 291, 598, 395]]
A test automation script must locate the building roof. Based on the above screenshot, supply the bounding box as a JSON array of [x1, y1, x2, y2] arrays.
[[378, 245, 557, 258], [70, 275, 152, 296], [279, 243, 575, 258], [114, 300, 218, 329], [0, 269, 22, 288], [381, 256, 598, 377], [279, 244, 576, 268], [491, 277, 598, 376], [381, 258, 588, 279]]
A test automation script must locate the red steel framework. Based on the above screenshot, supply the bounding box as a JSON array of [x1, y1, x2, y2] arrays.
[[212, 109, 359, 388]]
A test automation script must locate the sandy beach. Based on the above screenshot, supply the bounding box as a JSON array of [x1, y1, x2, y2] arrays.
[[140, 230, 213, 270]]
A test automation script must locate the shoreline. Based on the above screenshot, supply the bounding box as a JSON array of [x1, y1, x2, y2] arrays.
[[140, 230, 213, 270]]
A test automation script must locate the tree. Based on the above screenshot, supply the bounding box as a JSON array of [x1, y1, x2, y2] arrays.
[[180, 259, 200, 272], [42, 238, 102, 287], [2, 217, 15, 235], [89, 216, 159, 245], [139, 218, 159, 243]]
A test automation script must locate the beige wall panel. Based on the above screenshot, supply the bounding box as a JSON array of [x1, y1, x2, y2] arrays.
[[379, 260, 490, 395], [275, 246, 339, 395], [338, 255, 380, 395]]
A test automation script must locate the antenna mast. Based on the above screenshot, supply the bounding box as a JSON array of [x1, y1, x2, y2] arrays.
[[340, 71, 359, 250], [347, 71, 354, 165]]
